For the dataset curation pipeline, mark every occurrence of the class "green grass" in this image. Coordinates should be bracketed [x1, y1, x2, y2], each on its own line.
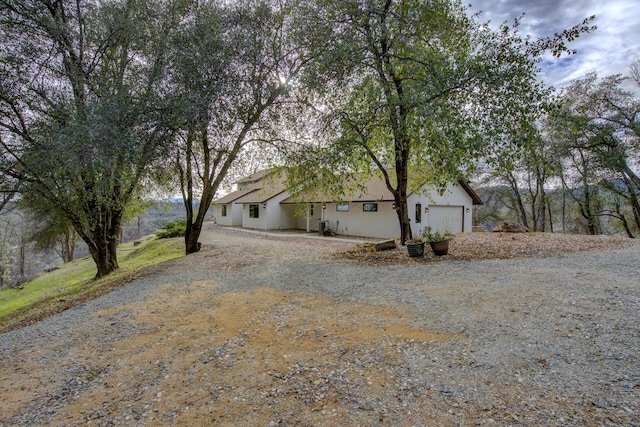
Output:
[0, 236, 184, 332]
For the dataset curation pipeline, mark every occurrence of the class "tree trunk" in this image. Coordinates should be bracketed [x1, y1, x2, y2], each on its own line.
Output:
[181, 121, 243, 255]
[621, 174, 640, 232]
[614, 200, 635, 238]
[547, 198, 554, 233]
[89, 243, 118, 279]
[185, 222, 202, 254]
[505, 171, 529, 229]
[82, 214, 122, 279]
[582, 180, 600, 235]
[393, 145, 411, 244]
[62, 230, 75, 263]
[537, 167, 546, 232]
[19, 246, 25, 277]
[394, 195, 411, 244]
[185, 179, 219, 254]
[181, 128, 200, 255]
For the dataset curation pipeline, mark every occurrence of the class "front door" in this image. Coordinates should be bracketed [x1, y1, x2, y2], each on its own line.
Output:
[309, 203, 323, 231]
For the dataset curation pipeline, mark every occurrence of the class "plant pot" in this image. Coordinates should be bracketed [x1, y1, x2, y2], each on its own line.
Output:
[429, 239, 450, 256]
[405, 241, 425, 257]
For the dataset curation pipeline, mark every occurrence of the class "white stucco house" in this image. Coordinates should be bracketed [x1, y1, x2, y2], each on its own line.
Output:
[212, 170, 482, 240]
[213, 169, 280, 227]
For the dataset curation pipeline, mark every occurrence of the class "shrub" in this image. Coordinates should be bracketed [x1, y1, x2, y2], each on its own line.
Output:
[156, 220, 187, 239]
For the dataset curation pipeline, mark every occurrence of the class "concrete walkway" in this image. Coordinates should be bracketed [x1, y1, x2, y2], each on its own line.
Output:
[212, 224, 379, 244]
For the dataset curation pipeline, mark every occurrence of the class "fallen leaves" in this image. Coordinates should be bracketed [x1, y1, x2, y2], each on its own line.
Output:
[331, 232, 634, 265]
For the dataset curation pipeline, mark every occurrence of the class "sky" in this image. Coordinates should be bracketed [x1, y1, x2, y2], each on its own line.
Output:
[467, 0, 640, 90]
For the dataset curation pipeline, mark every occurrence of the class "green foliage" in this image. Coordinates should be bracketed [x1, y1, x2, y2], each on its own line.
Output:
[0, 0, 179, 277]
[546, 65, 640, 236]
[156, 220, 187, 239]
[167, 0, 314, 254]
[286, 0, 594, 242]
[421, 226, 454, 243]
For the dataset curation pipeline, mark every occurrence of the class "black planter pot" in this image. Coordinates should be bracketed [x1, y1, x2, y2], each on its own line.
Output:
[406, 241, 425, 257]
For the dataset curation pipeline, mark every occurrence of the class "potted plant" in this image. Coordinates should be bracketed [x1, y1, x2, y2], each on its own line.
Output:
[423, 227, 453, 256]
[404, 237, 426, 258]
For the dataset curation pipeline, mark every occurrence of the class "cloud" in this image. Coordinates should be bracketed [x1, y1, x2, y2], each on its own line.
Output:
[468, 0, 639, 89]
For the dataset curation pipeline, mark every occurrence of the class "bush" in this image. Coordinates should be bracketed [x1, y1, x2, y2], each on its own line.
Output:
[155, 220, 187, 239]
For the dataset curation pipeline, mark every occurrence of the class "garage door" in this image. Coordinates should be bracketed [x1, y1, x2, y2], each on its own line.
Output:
[427, 205, 463, 233]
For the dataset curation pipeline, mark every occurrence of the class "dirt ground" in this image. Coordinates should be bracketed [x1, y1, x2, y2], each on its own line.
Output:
[0, 229, 638, 426]
[2, 281, 456, 425]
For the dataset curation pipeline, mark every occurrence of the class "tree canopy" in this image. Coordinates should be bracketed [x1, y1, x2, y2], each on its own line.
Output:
[167, 0, 320, 254]
[0, 0, 177, 277]
[284, 0, 595, 243]
[0, 0, 602, 279]
[548, 65, 640, 236]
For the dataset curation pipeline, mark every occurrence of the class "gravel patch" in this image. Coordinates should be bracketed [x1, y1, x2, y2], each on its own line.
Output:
[1, 223, 639, 426]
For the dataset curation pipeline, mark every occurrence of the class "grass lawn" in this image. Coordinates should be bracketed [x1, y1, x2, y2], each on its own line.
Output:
[0, 236, 184, 332]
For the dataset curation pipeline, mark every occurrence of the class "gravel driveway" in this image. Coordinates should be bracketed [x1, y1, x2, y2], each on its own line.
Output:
[1, 223, 639, 426]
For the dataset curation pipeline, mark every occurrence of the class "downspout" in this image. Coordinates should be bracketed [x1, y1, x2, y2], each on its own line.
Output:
[264, 203, 268, 231]
[462, 206, 465, 232]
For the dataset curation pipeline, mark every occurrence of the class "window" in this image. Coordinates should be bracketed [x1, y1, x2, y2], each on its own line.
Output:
[363, 203, 378, 212]
[336, 203, 349, 212]
[415, 203, 421, 223]
[249, 204, 259, 218]
[221, 205, 227, 217]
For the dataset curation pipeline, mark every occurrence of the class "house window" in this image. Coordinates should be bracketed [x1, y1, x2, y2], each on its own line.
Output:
[363, 203, 378, 212]
[221, 205, 227, 217]
[249, 204, 259, 218]
[415, 203, 422, 223]
[336, 203, 349, 212]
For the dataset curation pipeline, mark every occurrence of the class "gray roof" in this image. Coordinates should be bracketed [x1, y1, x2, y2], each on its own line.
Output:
[213, 182, 261, 204]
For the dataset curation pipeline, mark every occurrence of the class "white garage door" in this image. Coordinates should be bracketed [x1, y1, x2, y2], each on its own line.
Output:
[427, 205, 464, 233]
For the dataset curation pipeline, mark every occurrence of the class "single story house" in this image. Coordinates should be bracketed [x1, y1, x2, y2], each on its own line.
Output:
[212, 170, 482, 240]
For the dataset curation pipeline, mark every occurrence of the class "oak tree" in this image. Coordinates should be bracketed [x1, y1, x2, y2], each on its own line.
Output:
[288, 0, 594, 243]
[0, 0, 177, 277]
[168, 0, 314, 254]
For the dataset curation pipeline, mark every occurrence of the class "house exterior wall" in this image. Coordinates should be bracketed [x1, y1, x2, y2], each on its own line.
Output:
[231, 182, 475, 239]
[214, 203, 243, 227]
[308, 203, 323, 231]
[241, 191, 290, 230]
[231, 203, 244, 226]
[294, 206, 309, 231]
[280, 204, 299, 230]
[320, 201, 400, 239]
[408, 183, 474, 236]
[241, 203, 264, 229]
[309, 184, 474, 240]
[267, 192, 291, 229]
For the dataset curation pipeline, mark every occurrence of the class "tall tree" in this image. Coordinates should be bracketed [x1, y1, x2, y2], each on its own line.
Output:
[168, 0, 312, 254]
[549, 68, 640, 236]
[0, 0, 177, 277]
[287, 0, 594, 243]
[485, 128, 560, 231]
[0, 221, 12, 288]
[27, 207, 78, 264]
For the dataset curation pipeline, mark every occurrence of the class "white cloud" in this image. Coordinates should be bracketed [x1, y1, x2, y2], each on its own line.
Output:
[468, 0, 639, 89]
